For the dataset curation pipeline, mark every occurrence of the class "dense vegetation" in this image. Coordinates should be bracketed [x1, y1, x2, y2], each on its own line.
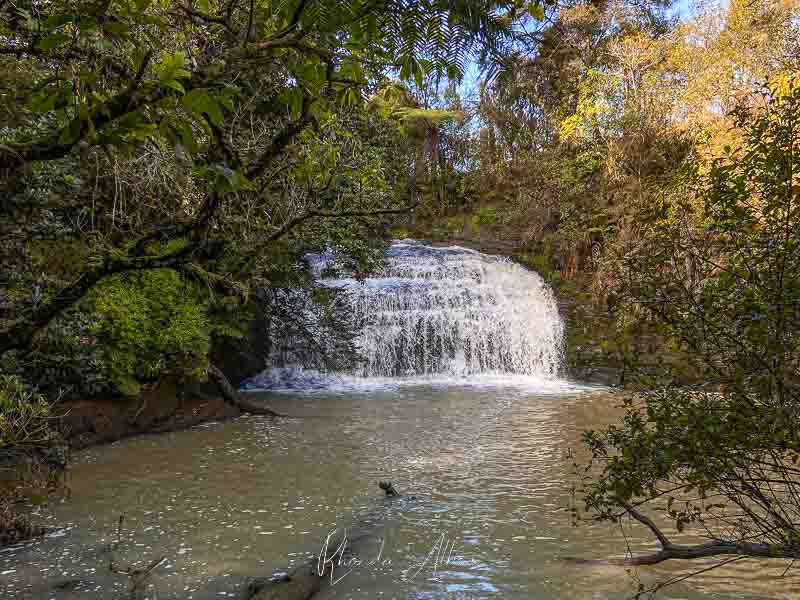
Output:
[483, 0, 798, 587]
[0, 0, 526, 541]
[0, 0, 530, 396]
[380, 0, 800, 586]
[3, 0, 800, 592]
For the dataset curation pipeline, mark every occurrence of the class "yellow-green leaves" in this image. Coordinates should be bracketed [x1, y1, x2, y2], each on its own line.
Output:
[92, 270, 211, 396]
[280, 87, 306, 120]
[158, 51, 192, 95]
[769, 71, 800, 101]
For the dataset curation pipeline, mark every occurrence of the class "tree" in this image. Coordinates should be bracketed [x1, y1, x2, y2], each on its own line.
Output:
[581, 73, 800, 590]
[0, 0, 532, 397]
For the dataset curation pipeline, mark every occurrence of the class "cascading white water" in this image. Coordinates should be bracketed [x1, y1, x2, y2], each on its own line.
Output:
[244, 240, 566, 391]
[329, 240, 563, 378]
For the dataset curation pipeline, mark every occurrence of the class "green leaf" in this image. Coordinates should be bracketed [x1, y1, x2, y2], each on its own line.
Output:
[163, 79, 186, 94]
[176, 122, 199, 154]
[399, 57, 412, 81]
[158, 51, 192, 82]
[182, 89, 223, 126]
[414, 60, 424, 88]
[57, 118, 82, 145]
[528, 1, 545, 21]
[281, 87, 305, 119]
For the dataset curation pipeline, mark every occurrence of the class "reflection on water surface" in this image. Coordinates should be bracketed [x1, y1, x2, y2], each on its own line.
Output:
[1, 387, 796, 599]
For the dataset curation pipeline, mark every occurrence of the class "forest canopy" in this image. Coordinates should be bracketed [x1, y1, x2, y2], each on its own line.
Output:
[2, 0, 800, 588]
[0, 0, 534, 397]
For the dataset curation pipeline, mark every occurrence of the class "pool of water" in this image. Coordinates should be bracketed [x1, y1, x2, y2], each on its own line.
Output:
[1, 385, 795, 599]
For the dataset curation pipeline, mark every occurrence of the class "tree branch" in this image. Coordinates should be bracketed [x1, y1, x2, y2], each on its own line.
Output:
[0, 81, 170, 169]
[262, 204, 418, 245]
[267, 0, 311, 42]
[617, 503, 800, 566]
[206, 362, 285, 416]
[243, 0, 255, 45]
[171, 5, 235, 34]
[245, 97, 314, 180]
[621, 502, 671, 548]
[0, 243, 201, 355]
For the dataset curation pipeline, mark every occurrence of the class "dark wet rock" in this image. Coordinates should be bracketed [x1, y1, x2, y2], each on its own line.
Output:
[52, 578, 83, 592]
[0, 522, 50, 547]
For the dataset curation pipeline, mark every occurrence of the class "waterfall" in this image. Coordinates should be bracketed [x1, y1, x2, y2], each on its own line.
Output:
[244, 240, 566, 391]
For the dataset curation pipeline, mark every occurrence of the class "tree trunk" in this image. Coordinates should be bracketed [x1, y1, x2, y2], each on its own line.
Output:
[206, 362, 284, 417]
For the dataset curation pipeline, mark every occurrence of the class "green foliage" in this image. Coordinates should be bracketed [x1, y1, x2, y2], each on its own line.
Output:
[471, 205, 499, 229]
[0, 0, 520, 168]
[91, 270, 212, 396]
[0, 375, 66, 544]
[582, 77, 800, 556]
[1, 0, 516, 399]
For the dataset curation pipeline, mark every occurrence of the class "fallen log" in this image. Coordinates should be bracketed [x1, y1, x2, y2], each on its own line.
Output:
[244, 481, 408, 600]
[206, 363, 287, 417]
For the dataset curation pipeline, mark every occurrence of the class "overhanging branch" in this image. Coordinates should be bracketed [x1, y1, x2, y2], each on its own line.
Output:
[617, 503, 800, 566]
[0, 243, 201, 355]
[262, 204, 418, 244]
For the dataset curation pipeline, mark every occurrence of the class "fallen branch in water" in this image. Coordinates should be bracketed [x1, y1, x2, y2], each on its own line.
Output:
[207, 363, 287, 417]
[108, 514, 167, 600]
[245, 481, 409, 600]
[111, 555, 166, 599]
[618, 502, 800, 565]
[566, 502, 800, 568]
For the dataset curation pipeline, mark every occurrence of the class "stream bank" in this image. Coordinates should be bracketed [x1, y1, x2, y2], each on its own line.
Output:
[56, 315, 274, 449]
[57, 385, 240, 450]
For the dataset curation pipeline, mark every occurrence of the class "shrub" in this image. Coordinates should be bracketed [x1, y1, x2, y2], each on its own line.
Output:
[0, 375, 55, 452]
[90, 269, 213, 396]
[0, 376, 62, 545]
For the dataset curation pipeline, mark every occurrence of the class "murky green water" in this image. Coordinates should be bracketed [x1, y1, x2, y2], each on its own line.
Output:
[1, 386, 796, 599]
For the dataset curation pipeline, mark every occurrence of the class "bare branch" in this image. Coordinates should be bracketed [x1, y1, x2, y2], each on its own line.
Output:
[243, 0, 255, 46]
[171, 5, 235, 34]
[206, 362, 285, 416]
[622, 502, 671, 548]
[245, 96, 314, 180]
[616, 503, 800, 566]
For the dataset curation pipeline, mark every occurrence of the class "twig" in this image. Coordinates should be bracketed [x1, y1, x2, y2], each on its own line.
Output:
[633, 556, 748, 599]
